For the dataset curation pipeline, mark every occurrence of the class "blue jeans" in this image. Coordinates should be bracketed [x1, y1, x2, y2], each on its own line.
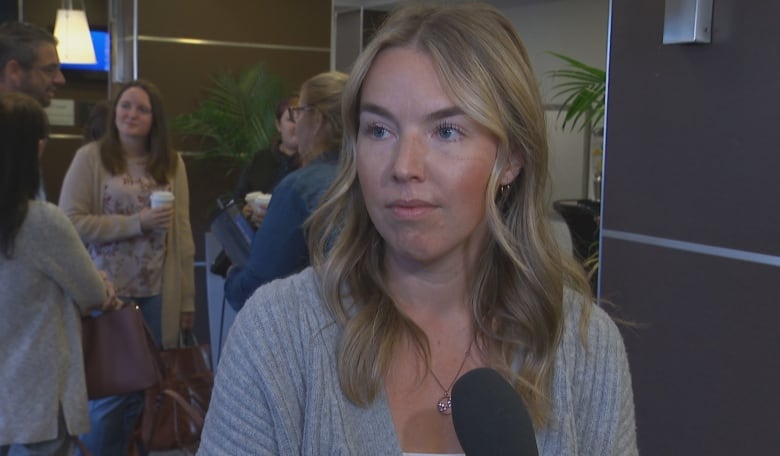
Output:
[0, 409, 73, 456]
[78, 295, 162, 456]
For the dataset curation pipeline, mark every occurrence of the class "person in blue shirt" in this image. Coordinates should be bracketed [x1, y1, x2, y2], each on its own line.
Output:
[224, 71, 348, 310]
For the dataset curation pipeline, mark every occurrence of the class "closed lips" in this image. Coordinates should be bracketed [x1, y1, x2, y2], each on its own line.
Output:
[388, 199, 436, 218]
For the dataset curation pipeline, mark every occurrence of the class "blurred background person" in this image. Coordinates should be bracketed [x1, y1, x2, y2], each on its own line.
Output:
[59, 79, 195, 456]
[223, 71, 347, 310]
[0, 21, 65, 107]
[210, 94, 301, 278]
[82, 99, 111, 144]
[233, 94, 300, 226]
[0, 21, 66, 200]
[0, 92, 118, 455]
[200, 3, 636, 455]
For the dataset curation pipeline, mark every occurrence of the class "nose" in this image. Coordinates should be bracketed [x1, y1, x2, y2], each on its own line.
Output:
[54, 69, 66, 85]
[392, 133, 426, 182]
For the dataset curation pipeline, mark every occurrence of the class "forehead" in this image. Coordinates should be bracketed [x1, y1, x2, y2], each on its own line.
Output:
[361, 47, 452, 111]
[118, 86, 151, 104]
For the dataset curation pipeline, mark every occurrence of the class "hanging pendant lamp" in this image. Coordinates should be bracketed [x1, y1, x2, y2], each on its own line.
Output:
[53, 0, 96, 64]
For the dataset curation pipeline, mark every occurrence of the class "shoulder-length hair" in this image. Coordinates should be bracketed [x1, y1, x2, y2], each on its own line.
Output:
[0, 93, 49, 258]
[100, 79, 176, 184]
[308, 2, 593, 426]
[299, 71, 348, 160]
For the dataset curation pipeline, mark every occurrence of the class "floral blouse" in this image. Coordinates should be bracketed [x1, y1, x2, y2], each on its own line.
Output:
[89, 158, 169, 298]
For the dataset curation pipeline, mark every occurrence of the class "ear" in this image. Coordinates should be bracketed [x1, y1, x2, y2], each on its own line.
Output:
[1, 59, 25, 86]
[313, 110, 328, 135]
[499, 150, 523, 185]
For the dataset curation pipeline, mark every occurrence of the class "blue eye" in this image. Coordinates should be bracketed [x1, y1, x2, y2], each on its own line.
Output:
[364, 122, 389, 139]
[435, 122, 463, 141]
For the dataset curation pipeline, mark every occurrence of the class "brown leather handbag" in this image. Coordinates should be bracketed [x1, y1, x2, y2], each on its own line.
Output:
[81, 304, 161, 399]
[138, 331, 213, 453]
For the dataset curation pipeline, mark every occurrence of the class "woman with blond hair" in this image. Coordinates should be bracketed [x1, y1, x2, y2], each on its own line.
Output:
[200, 3, 637, 454]
[223, 71, 348, 310]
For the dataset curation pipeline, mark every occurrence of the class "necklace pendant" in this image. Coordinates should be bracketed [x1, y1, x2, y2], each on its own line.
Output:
[437, 393, 452, 415]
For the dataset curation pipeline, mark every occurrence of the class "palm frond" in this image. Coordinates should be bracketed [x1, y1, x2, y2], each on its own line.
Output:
[172, 63, 286, 165]
[547, 52, 606, 132]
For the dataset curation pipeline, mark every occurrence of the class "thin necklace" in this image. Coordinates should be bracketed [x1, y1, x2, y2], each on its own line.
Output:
[430, 339, 473, 415]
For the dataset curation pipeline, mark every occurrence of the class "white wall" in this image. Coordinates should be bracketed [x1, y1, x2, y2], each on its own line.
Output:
[501, 0, 609, 201]
[498, 0, 609, 102]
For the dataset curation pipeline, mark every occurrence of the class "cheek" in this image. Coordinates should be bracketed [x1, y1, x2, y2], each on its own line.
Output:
[356, 154, 381, 202]
[448, 162, 493, 216]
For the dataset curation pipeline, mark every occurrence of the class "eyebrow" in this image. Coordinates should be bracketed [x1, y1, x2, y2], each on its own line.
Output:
[359, 102, 465, 124]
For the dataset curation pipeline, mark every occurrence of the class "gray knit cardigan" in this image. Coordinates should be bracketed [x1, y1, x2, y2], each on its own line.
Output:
[199, 268, 638, 455]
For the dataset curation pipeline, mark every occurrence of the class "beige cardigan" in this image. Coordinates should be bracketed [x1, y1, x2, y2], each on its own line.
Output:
[59, 142, 195, 349]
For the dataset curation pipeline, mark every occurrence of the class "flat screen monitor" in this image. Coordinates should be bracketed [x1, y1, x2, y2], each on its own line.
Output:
[60, 29, 110, 73]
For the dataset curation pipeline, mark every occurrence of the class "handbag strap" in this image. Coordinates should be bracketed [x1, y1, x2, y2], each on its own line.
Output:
[161, 388, 205, 428]
[145, 387, 206, 448]
[179, 329, 199, 347]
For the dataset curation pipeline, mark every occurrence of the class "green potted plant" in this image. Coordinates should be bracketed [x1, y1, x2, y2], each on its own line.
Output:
[172, 63, 287, 167]
[547, 53, 606, 290]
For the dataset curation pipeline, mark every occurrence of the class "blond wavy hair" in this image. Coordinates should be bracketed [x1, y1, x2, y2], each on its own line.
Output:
[308, 2, 593, 427]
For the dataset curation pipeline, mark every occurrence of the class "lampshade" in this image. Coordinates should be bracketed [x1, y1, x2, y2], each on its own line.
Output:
[53, 9, 96, 64]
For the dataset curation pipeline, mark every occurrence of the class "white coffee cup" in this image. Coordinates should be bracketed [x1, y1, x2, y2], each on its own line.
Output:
[245, 191, 272, 212]
[150, 191, 175, 209]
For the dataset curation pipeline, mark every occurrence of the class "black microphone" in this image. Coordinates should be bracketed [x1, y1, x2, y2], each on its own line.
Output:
[451, 367, 539, 456]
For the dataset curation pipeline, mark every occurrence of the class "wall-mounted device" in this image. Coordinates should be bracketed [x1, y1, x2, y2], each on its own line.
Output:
[663, 0, 713, 44]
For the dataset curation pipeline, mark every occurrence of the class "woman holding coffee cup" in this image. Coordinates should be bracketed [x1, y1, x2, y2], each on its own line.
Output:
[59, 79, 195, 456]
[224, 71, 347, 311]
[234, 95, 301, 227]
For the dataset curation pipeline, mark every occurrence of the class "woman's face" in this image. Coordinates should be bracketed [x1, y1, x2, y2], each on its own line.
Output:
[356, 47, 515, 269]
[276, 99, 298, 155]
[115, 86, 153, 141]
[293, 89, 323, 164]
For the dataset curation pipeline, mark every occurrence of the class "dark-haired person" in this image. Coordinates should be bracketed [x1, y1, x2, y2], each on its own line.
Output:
[82, 99, 111, 144]
[234, 94, 301, 225]
[1, 20, 67, 200]
[200, 3, 637, 455]
[0, 21, 65, 107]
[0, 92, 118, 455]
[210, 95, 302, 278]
[59, 79, 195, 455]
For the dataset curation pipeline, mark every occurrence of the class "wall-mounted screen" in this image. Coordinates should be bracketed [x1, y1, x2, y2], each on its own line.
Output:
[60, 29, 110, 73]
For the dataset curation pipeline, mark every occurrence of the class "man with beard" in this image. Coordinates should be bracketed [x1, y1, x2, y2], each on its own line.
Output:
[0, 21, 65, 107]
[0, 21, 66, 199]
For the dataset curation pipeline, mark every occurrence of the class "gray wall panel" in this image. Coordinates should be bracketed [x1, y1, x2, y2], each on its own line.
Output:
[604, 0, 780, 256]
[603, 0, 780, 453]
[601, 238, 780, 454]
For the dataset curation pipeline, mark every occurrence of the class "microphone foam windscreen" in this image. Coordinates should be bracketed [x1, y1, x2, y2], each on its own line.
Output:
[451, 367, 539, 456]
